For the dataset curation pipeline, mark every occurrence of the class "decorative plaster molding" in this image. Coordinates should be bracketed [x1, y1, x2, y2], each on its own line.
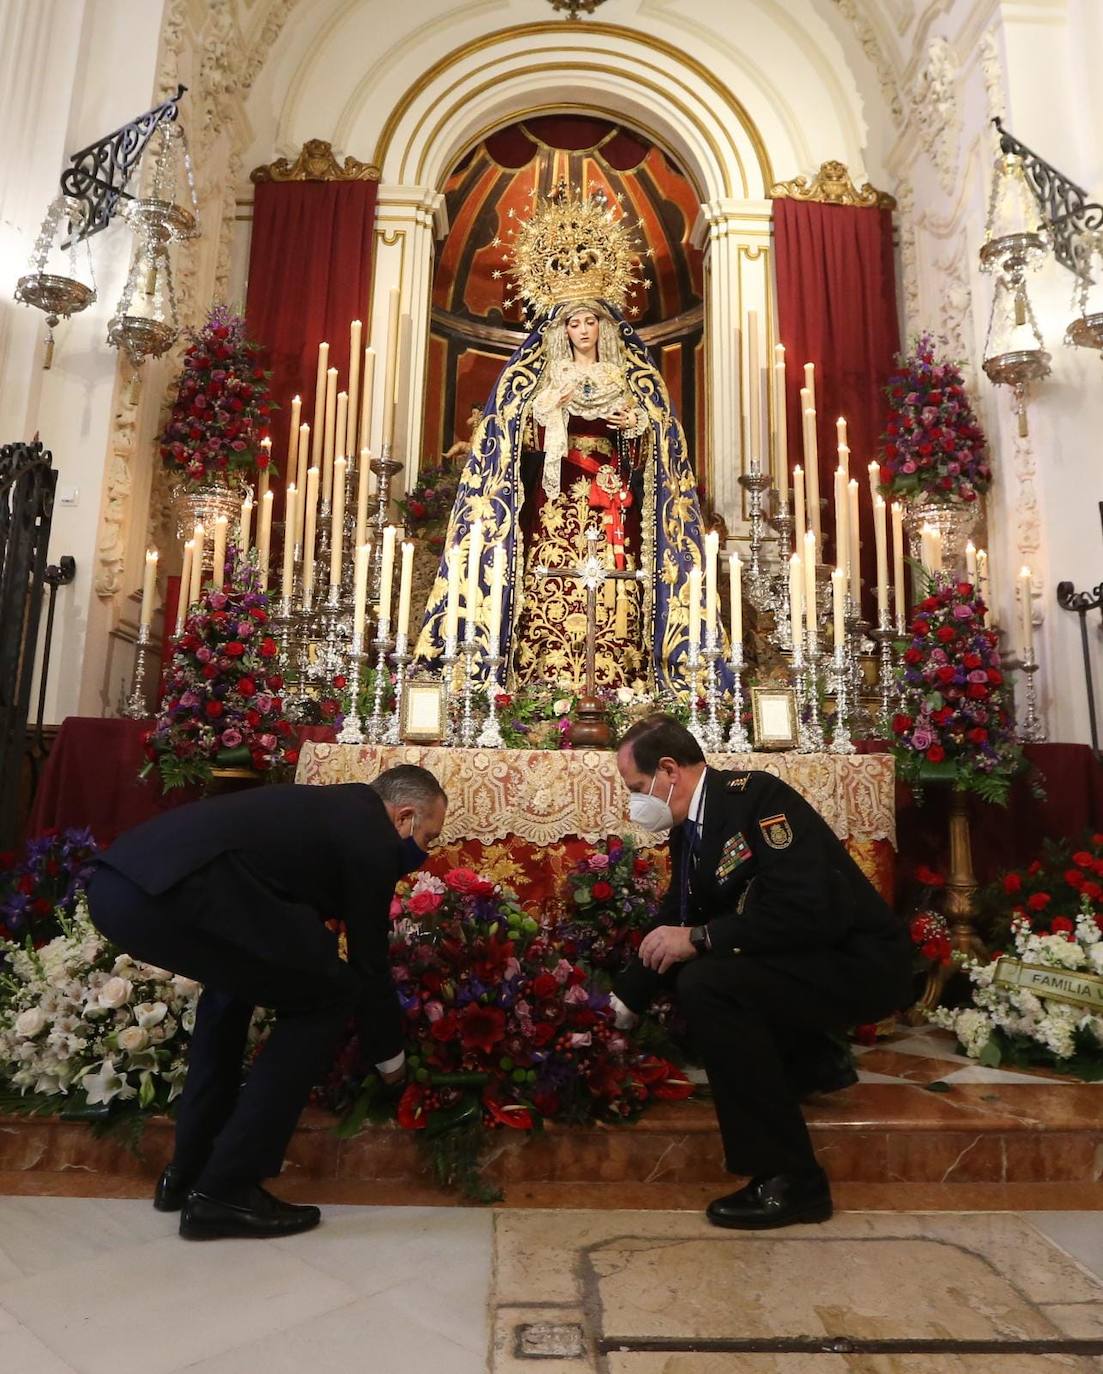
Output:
[94, 389, 139, 599]
[830, 0, 905, 126]
[1010, 425, 1044, 623]
[895, 178, 920, 333]
[911, 35, 961, 198]
[979, 28, 1007, 126]
[251, 138, 380, 183]
[769, 159, 896, 210]
[933, 232, 976, 385]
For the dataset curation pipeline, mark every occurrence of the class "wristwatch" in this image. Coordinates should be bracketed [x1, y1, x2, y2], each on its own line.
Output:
[689, 924, 711, 956]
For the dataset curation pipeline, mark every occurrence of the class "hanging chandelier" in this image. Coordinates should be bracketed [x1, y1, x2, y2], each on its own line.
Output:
[13, 196, 97, 368]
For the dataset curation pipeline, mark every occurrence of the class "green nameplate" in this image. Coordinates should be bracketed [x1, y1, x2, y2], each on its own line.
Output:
[993, 957, 1103, 1013]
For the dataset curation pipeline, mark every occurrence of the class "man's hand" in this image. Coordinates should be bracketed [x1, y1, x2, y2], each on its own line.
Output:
[639, 924, 697, 975]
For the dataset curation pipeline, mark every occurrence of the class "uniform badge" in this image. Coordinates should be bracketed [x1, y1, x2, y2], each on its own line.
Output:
[715, 831, 752, 882]
[727, 774, 750, 791]
[759, 813, 793, 850]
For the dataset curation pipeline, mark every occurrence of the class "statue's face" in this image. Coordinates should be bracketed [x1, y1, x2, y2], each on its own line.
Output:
[565, 311, 599, 353]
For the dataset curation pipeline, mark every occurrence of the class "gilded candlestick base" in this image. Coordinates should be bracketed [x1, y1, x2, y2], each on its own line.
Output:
[122, 624, 153, 719]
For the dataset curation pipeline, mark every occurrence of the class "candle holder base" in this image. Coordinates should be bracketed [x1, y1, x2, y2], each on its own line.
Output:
[568, 696, 612, 748]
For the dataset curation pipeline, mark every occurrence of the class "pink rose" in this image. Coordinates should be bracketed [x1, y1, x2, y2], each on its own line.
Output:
[553, 958, 573, 985]
[424, 1000, 444, 1023]
[587, 853, 610, 872]
[389, 897, 404, 920]
[407, 890, 443, 917]
[565, 984, 589, 1005]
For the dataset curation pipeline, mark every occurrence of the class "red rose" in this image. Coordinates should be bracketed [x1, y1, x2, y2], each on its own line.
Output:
[1083, 881, 1103, 903]
[963, 653, 982, 670]
[238, 677, 256, 696]
[591, 880, 613, 901]
[966, 683, 989, 699]
[904, 648, 923, 665]
[531, 972, 558, 1000]
[284, 749, 299, 766]
[249, 607, 269, 624]
[224, 641, 245, 658]
[1026, 892, 1051, 911]
[1066, 868, 1086, 889]
[494, 693, 512, 708]
[275, 719, 292, 737]
[430, 1011, 459, 1043]
[245, 709, 261, 727]
[892, 713, 914, 734]
[986, 668, 1003, 685]
[1073, 851, 1094, 868]
[936, 626, 956, 642]
[531, 1022, 557, 1047]
[205, 701, 224, 718]
[333, 675, 347, 689]
[408, 500, 428, 520]
[1027, 860, 1042, 875]
[936, 666, 956, 683]
[443, 867, 483, 895]
[1051, 916, 1075, 934]
[926, 744, 945, 763]
[633, 857, 650, 875]
[459, 1003, 506, 1054]
[321, 700, 338, 719]
[266, 674, 283, 690]
[408, 890, 443, 917]
[967, 727, 988, 744]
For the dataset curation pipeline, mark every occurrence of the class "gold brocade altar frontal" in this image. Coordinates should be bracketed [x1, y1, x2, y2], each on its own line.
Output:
[295, 744, 897, 849]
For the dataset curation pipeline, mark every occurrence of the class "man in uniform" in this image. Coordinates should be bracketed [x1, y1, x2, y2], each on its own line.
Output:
[85, 764, 447, 1240]
[612, 714, 910, 1229]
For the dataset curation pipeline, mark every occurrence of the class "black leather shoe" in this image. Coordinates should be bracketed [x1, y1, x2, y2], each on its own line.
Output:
[179, 1184, 322, 1240]
[706, 1169, 833, 1230]
[153, 1165, 194, 1213]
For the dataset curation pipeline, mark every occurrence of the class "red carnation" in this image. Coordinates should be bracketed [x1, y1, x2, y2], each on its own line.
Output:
[1026, 891, 1051, 911]
[1003, 873, 1023, 898]
[967, 727, 988, 744]
[1074, 851, 1095, 867]
[892, 713, 913, 734]
[1050, 916, 1075, 935]
[459, 1003, 506, 1054]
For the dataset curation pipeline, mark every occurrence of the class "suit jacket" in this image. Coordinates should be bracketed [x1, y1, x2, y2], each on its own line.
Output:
[98, 783, 405, 1060]
[614, 766, 909, 1013]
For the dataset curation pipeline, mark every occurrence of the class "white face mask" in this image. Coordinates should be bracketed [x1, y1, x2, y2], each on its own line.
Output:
[628, 772, 675, 832]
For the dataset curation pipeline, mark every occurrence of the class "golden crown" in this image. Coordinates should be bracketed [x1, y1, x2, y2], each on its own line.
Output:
[492, 182, 649, 316]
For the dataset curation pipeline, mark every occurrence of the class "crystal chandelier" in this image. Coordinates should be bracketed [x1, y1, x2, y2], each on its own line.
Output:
[13, 196, 97, 368]
[1065, 231, 1103, 356]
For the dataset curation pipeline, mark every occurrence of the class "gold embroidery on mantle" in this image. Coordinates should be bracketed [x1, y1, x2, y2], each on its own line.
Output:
[250, 139, 380, 184]
[769, 160, 896, 211]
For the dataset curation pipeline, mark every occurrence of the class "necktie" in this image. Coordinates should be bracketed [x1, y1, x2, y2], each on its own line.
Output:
[679, 819, 698, 922]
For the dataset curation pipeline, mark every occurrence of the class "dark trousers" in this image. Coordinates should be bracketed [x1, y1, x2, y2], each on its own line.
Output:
[85, 862, 356, 1194]
[673, 947, 902, 1178]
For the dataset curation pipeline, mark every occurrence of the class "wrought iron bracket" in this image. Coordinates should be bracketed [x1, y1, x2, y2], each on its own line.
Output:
[1057, 577, 1103, 753]
[60, 84, 188, 242]
[993, 117, 1103, 278]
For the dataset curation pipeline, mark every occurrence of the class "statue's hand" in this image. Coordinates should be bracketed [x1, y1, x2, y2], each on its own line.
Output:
[606, 407, 632, 430]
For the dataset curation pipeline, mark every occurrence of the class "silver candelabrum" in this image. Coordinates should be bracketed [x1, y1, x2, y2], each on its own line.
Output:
[337, 633, 368, 745]
[725, 640, 751, 752]
[768, 502, 794, 653]
[440, 633, 459, 744]
[476, 654, 506, 748]
[369, 443, 403, 604]
[383, 631, 413, 745]
[458, 635, 481, 747]
[121, 624, 153, 719]
[829, 642, 857, 754]
[738, 466, 773, 608]
[366, 625, 394, 743]
[700, 627, 725, 752]
[1017, 654, 1046, 742]
[793, 631, 826, 753]
[685, 644, 705, 749]
[870, 609, 897, 737]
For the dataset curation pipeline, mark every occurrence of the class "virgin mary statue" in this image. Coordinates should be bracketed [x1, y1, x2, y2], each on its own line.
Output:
[414, 186, 714, 694]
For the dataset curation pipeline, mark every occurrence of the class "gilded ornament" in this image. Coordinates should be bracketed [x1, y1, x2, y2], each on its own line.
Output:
[768, 160, 896, 211]
[250, 139, 380, 183]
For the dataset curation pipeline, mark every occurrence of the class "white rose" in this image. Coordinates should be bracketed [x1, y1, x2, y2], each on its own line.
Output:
[98, 977, 133, 1010]
[615, 686, 635, 704]
[137, 962, 173, 981]
[172, 975, 200, 998]
[14, 1007, 47, 1038]
[134, 1000, 168, 1029]
[117, 1026, 149, 1054]
[552, 697, 572, 715]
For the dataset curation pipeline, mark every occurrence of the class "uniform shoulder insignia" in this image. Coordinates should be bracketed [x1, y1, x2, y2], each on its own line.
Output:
[758, 812, 794, 849]
[726, 773, 750, 791]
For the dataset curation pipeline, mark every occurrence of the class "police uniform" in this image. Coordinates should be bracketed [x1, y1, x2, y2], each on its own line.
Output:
[613, 766, 910, 1178]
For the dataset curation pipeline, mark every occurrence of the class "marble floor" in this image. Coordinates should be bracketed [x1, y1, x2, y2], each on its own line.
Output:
[2, 1197, 1103, 1373]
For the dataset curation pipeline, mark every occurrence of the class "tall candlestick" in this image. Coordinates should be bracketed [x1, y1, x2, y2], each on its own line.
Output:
[281, 485, 297, 602]
[891, 501, 906, 630]
[866, 461, 879, 511]
[358, 347, 375, 455]
[847, 478, 861, 606]
[488, 544, 506, 649]
[793, 464, 806, 555]
[258, 438, 272, 505]
[211, 516, 227, 592]
[704, 529, 719, 635]
[296, 423, 310, 546]
[833, 467, 848, 586]
[352, 541, 370, 641]
[311, 343, 328, 471]
[285, 395, 301, 481]
[873, 495, 889, 618]
[464, 518, 483, 639]
[378, 524, 397, 631]
[832, 566, 847, 649]
[322, 367, 338, 506]
[346, 320, 362, 462]
[789, 553, 803, 652]
[238, 495, 253, 555]
[803, 529, 818, 649]
[140, 549, 158, 629]
[381, 288, 401, 449]
[688, 567, 701, 656]
[728, 552, 742, 645]
[302, 467, 320, 601]
[334, 389, 349, 461]
[397, 539, 414, 642]
[836, 416, 848, 454]
[965, 540, 978, 581]
[774, 344, 788, 509]
[1018, 566, 1034, 658]
[189, 522, 204, 607]
[176, 541, 193, 634]
[746, 310, 760, 465]
[355, 447, 371, 547]
[329, 456, 346, 587]
[802, 402, 821, 549]
[258, 491, 273, 586]
[445, 547, 461, 642]
[803, 361, 816, 413]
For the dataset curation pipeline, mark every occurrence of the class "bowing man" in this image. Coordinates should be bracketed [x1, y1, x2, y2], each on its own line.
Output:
[611, 714, 910, 1230]
[85, 764, 447, 1240]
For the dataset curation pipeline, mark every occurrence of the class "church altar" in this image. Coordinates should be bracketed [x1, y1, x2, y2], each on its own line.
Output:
[295, 742, 897, 906]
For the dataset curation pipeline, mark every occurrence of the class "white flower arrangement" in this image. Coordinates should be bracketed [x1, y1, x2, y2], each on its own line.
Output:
[930, 898, 1103, 1076]
[0, 894, 268, 1116]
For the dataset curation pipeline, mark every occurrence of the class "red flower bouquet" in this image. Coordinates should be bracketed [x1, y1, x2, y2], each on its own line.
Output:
[558, 835, 663, 973]
[159, 304, 275, 488]
[877, 333, 991, 503]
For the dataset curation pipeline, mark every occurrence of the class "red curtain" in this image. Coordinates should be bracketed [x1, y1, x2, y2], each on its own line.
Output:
[773, 199, 900, 618]
[245, 180, 379, 498]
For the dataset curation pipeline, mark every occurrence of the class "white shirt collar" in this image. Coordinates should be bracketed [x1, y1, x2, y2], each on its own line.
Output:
[687, 768, 707, 833]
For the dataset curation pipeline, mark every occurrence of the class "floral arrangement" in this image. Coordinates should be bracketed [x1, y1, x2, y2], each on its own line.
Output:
[397, 465, 460, 536]
[489, 682, 688, 751]
[892, 574, 1023, 804]
[330, 864, 690, 1196]
[0, 829, 99, 948]
[159, 304, 275, 489]
[877, 332, 991, 503]
[930, 900, 1103, 1080]
[145, 552, 295, 790]
[556, 835, 662, 974]
[984, 834, 1103, 950]
[0, 894, 196, 1117]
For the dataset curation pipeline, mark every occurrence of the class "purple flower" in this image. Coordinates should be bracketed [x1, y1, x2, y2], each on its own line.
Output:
[195, 646, 212, 663]
[911, 728, 934, 750]
[952, 605, 972, 619]
[209, 592, 229, 611]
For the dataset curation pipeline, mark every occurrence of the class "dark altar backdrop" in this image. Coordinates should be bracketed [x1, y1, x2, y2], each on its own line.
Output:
[245, 179, 379, 506]
[773, 198, 900, 620]
[424, 116, 706, 478]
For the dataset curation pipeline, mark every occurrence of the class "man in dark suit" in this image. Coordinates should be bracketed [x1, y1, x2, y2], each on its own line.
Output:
[85, 765, 447, 1240]
[612, 715, 910, 1230]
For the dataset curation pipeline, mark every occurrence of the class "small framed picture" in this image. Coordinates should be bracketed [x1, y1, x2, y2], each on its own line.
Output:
[750, 686, 799, 751]
[401, 679, 446, 743]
